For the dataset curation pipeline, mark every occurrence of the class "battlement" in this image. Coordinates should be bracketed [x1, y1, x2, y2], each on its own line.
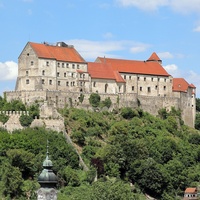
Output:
[0, 111, 29, 116]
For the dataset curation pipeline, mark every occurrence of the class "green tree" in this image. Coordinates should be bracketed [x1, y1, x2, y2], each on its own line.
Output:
[89, 93, 101, 107]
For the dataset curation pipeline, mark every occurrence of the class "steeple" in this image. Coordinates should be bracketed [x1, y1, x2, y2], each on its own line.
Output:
[146, 52, 162, 64]
[37, 140, 58, 200]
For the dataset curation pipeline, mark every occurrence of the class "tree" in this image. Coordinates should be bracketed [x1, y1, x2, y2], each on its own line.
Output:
[89, 93, 101, 107]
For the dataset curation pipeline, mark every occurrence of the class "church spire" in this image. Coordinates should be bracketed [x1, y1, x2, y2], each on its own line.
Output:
[37, 140, 58, 200]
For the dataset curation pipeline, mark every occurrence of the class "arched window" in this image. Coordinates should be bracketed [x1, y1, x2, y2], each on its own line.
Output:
[105, 84, 108, 93]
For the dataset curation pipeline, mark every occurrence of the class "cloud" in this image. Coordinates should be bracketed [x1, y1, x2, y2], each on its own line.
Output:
[0, 61, 18, 80]
[116, 0, 168, 11]
[65, 39, 150, 60]
[193, 26, 200, 32]
[103, 32, 114, 39]
[130, 45, 148, 53]
[117, 0, 200, 13]
[163, 64, 182, 77]
[158, 52, 174, 59]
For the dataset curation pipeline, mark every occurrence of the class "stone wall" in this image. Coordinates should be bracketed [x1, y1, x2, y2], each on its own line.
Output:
[4, 89, 195, 127]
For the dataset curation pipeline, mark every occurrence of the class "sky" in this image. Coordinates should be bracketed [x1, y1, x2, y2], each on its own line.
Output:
[1, 0, 200, 97]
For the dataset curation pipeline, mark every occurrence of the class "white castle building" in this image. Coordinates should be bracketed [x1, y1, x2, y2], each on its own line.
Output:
[5, 41, 196, 127]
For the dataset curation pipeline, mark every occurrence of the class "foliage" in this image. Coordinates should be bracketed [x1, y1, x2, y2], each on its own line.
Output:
[19, 114, 34, 127]
[0, 113, 9, 124]
[79, 93, 84, 103]
[89, 93, 101, 107]
[100, 97, 112, 108]
[1, 102, 200, 199]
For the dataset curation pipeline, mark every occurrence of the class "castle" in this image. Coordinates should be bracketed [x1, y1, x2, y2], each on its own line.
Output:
[4, 41, 196, 127]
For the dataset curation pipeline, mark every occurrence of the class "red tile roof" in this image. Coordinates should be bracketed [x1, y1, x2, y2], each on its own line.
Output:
[96, 56, 169, 76]
[185, 188, 197, 193]
[88, 62, 125, 83]
[29, 42, 85, 63]
[147, 52, 161, 62]
[173, 78, 195, 93]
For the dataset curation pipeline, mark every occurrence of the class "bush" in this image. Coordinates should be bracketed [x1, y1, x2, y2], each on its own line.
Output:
[120, 107, 139, 119]
[101, 97, 112, 108]
[71, 130, 85, 146]
[0, 113, 9, 124]
[19, 115, 34, 127]
[89, 93, 101, 107]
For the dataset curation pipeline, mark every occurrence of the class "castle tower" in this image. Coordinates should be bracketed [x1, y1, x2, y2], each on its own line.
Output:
[37, 142, 58, 200]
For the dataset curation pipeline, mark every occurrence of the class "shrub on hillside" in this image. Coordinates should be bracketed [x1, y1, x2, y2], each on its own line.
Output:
[0, 113, 9, 124]
[89, 93, 101, 108]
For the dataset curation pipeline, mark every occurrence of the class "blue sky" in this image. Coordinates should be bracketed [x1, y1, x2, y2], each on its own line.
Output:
[1, 0, 200, 97]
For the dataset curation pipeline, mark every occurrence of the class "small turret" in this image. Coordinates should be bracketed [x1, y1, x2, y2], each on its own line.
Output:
[146, 52, 162, 65]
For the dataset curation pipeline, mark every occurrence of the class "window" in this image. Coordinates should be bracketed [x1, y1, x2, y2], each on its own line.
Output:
[66, 82, 69, 86]
[64, 73, 66, 77]
[57, 62, 60, 67]
[31, 61, 34, 66]
[26, 71, 29, 76]
[66, 63, 69, 68]
[46, 61, 49, 66]
[93, 82, 96, 87]
[148, 87, 151, 92]
[158, 78, 160, 82]
[62, 63, 64, 68]
[42, 79, 45, 84]
[155, 85, 158, 90]
[164, 78, 166, 82]
[72, 64, 75, 69]
[151, 77, 153, 81]
[132, 86, 134, 91]
[80, 74, 82, 78]
[72, 73, 74, 78]
[124, 75, 126, 79]
[49, 80, 52, 85]
[83, 74, 85, 78]
[57, 72, 60, 77]
[137, 77, 140, 81]
[26, 79, 29, 84]
[140, 87, 142, 91]
[129, 76, 131, 80]
[77, 64, 79, 69]
[42, 70, 45, 76]
[164, 86, 166, 90]
[144, 77, 146, 81]
[58, 81, 61, 86]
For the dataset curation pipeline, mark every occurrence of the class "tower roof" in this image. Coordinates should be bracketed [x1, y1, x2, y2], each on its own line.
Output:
[38, 141, 58, 188]
[147, 52, 162, 62]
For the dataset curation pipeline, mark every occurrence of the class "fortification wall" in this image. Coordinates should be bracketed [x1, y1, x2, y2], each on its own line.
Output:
[4, 90, 194, 127]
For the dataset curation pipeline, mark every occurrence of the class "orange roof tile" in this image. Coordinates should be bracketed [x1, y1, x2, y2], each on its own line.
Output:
[173, 78, 195, 93]
[96, 56, 169, 76]
[88, 62, 125, 83]
[29, 42, 85, 63]
[147, 52, 161, 62]
[185, 188, 197, 193]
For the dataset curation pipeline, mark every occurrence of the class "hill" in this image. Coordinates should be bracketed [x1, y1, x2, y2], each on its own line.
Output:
[0, 99, 200, 199]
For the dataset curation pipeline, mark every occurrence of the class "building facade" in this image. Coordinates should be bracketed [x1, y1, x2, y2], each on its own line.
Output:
[5, 41, 196, 127]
